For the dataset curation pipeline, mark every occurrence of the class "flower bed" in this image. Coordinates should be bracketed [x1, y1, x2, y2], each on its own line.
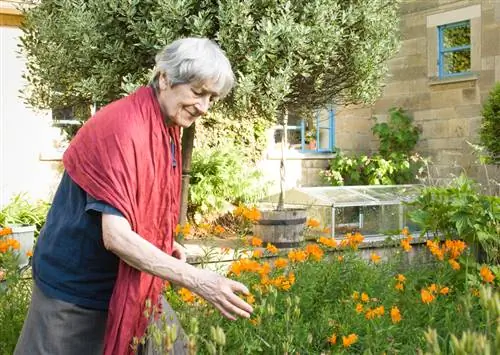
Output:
[148, 222, 498, 354]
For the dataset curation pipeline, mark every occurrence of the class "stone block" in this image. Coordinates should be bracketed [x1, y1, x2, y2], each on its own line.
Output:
[403, 25, 426, 40]
[430, 80, 476, 92]
[468, 117, 482, 137]
[409, 78, 430, 93]
[430, 89, 464, 109]
[405, 93, 432, 110]
[413, 109, 434, 122]
[431, 107, 458, 120]
[462, 87, 479, 104]
[401, 1, 438, 15]
[391, 66, 427, 81]
[478, 70, 496, 91]
[481, 29, 499, 57]
[423, 120, 448, 138]
[454, 104, 481, 119]
[382, 81, 411, 97]
[447, 118, 469, 138]
[396, 38, 419, 57]
[481, 56, 495, 70]
[427, 138, 466, 151]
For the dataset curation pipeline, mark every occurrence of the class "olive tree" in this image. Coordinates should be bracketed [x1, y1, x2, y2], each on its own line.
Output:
[20, 0, 400, 219]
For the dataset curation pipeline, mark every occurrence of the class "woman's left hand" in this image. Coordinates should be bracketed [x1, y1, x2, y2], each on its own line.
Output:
[172, 241, 187, 262]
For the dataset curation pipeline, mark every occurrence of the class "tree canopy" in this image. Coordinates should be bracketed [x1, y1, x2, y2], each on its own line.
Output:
[21, 0, 400, 141]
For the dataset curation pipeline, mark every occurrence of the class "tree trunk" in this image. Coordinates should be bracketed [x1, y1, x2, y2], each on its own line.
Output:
[179, 123, 196, 225]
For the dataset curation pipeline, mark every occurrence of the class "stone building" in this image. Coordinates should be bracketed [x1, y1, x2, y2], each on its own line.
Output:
[336, 0, 500, 187]
[262, 0, 499, 194]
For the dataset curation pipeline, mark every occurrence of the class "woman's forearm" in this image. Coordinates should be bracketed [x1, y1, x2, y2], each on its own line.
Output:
[101, 213, 200, 289]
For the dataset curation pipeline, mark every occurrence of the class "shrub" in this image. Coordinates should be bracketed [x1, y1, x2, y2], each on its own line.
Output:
[408, 175, 500, 264]
[372, 107, 421, 157]
[189, 146, 268, 219]
[479, 82, 500, 165]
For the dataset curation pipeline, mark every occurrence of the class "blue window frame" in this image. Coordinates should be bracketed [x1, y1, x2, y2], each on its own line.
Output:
[438, 20, 471, 78]
[274, 108, 335, 153]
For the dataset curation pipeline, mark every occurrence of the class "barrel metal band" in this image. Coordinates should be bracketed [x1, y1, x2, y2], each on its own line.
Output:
[257, 217, 307, 226]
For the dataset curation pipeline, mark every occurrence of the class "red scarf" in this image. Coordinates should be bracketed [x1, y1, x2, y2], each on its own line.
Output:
[63, 86, 181, 354]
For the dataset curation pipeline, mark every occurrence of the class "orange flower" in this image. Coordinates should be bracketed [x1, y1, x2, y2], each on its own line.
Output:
[26, 250, 33, 257]
[306, 218, 320, 228]
[361, 293, 369, 302]
[249, 316, 261, 326]
[400, 236, 412, 252]
[428, 284, 437, 293]
[266, 243, 278, 254]
[396, 274, 406, 282]
[318, 236, 337, 248]
[355, 303, 363, 314]
[390, 306, 402, 323]
[443, 240, 467, 259]
[337, 255, 344, 262]
[243, 207, 261, 222]
[327, 333, 337, 345]
[439, 287, 450, 295]
[252, 250, 263, 258]
[305, 244, 324, 261]
[288, 249, 307, 263]
[370, 253, 381, 264]
[401, 227, 409, 237]
[246, 294, 255, 305]
[449, 259, 460, 270]
[480, 266, 495, 283]
[421, 289, 435, 304]
[395, 282, 404, 291]
[213, 225, 225, 235]
[352, 291, 359, 300]
[322, 227, 331, 234]
[274, 258, 288, 269]
[250, 237, 263, 247]
[178, 288, 195, 303]
[342, 333, 358, 348]
[0, 227, 13, 237]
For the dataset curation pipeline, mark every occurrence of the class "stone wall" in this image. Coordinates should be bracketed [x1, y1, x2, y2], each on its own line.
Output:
[336, 0, 500, 190]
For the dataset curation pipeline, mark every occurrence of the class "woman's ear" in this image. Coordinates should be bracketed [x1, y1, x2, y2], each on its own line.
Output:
[159, 72, 170, 91]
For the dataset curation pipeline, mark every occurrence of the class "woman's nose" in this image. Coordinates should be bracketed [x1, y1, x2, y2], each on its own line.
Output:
[195, 97, 210, 115]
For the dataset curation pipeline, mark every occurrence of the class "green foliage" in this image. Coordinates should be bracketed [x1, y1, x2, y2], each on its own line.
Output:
[158, 246, 495, 354]
[372, 107, 421, 157]
[189, 146, 268, 218]
[408, 175, 500, 264]
[0, 278, 32, 355]
[321, 150, 426, 186]
[21, 0, 400, 146]
[0, 194, 50, 240]
[479, 82, 500, 165]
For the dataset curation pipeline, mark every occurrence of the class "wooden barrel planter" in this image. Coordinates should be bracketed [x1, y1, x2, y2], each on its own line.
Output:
[253, 208, 307, 248]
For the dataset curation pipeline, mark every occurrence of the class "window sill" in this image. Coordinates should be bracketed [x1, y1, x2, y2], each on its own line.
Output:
[428, 73, 478, 86]
[266, 150, 336, 161]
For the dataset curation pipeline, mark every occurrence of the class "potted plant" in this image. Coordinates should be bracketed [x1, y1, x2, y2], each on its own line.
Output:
[305, 127, 317, 150]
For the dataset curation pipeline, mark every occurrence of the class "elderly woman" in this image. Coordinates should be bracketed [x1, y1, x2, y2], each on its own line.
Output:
[15, 37, 253, 355]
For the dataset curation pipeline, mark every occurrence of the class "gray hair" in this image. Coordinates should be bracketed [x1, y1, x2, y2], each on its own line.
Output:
[150, 37, 235, 98]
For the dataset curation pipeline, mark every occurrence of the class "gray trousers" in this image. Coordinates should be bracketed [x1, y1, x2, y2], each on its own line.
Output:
[14, 284, 187, 355]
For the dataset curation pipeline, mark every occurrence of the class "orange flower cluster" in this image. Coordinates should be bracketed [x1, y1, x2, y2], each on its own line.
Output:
[400, 236, 412, 252]
[262, 273, 295, 291]
[395, 274, 406, 291]
[339, 232, 364, 249]
[273, 258, 288, 269]
[480, 265, 495, 283]
[234, 205, 261, 222]
[0, 238, 20, 253]
[364, 305, 385, 320]
[175, 223, 191, 237]
[229, 259, 266, 276]
[420, 283, 450, 304]
[250, 237, 263, 247]
[305, 244, 324, 261]
[306, 218, 321, 228]
[288, 249, 308, 263]
[178, 287, 196, 303]
[342, 333, 358, 348]
[317, 236, 337, 248]
[266, 243, 278, 254]
[426, 239, 466, 262]
[0, 227, 13, 237]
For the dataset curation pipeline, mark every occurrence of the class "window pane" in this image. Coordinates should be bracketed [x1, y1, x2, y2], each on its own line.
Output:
[443, 49, 471, 74]
[442, 23, 470, 48]
[274, 128, 302, 150]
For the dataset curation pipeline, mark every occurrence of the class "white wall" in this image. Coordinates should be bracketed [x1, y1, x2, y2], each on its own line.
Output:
[0, 25, 63, 207]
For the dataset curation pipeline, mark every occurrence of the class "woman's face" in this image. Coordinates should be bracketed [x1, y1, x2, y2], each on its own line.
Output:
[156, 73, 219, 128]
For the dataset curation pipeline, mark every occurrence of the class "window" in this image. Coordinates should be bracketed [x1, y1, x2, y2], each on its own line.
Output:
[437, 20, 471, 78]
[273, 108, 335, 153]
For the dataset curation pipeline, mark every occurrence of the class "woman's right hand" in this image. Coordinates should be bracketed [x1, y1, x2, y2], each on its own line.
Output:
[192, 269, 253, 320]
